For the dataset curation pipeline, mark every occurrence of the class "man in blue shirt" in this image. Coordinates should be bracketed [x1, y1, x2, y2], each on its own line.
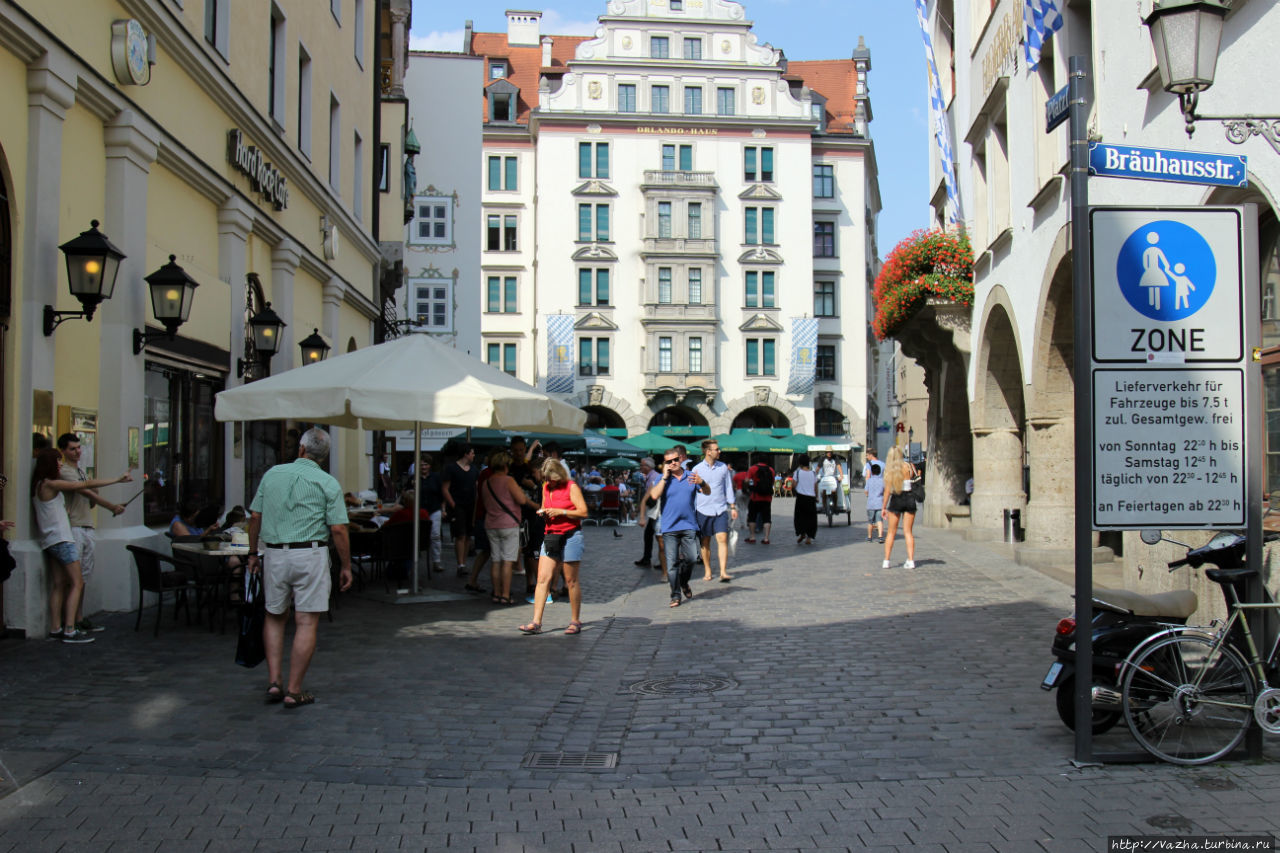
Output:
[648, 448, 710, 607]
[692, 439, 736, 583]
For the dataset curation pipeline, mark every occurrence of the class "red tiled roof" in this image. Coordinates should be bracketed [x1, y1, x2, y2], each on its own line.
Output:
[470, 32, 591, 125]
[788, 59, 860, 135]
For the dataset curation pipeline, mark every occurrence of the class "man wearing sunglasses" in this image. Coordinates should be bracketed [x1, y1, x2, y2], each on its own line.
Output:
[647, 449, 710, 608]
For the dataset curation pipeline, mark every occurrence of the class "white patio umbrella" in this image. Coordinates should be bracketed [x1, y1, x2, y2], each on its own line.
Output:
[215, 331, 586, 593]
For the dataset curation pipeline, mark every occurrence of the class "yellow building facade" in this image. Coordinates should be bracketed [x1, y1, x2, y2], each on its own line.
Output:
[0, 0, 413, 633]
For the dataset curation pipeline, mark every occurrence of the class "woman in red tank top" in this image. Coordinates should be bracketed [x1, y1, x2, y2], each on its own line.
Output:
[520, 458, 588, 635]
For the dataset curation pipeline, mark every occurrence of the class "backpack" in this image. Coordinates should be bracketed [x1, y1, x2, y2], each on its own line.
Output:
[868, 461, 882, 477]
[750, 465, 774, 497]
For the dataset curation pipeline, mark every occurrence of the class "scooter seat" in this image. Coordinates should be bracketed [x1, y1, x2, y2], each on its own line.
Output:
[1092, 587, 1198, 619]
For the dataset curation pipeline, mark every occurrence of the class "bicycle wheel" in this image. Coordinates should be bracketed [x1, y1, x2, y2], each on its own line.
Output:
[1120, 633, 1256, 765]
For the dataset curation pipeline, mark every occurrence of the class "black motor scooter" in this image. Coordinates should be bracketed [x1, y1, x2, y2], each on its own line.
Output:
[1040, 541, 1205, 733]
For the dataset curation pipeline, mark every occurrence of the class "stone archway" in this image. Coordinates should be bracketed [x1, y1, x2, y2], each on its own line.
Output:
[718, 388, 807, 435]
[970, 288, 1026, 534]
[565, 385, 647, 434]
[648, 405, 710, 429]
[1025, 225, 1076, 553]
[813, 393, 861, 439]
[893, 298, 972, 526]
[581, 405, 625, 431]
[730, 405, 790, 430]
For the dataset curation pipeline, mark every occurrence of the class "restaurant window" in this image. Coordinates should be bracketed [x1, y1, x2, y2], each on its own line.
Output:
[652, 84, 670, 113]
[744, 146, 774, 182]
[413, 280, 452, 331]
[658, 336, 673, 372]
[816, 344, 837, 381]
[411, 196, 452, 246]
[577, 268, 610, 306]
[144, 362, 225, 526]
[745, 271, 776, 308]
[579, 338, 610, 376]
[814, 280, 837, 317]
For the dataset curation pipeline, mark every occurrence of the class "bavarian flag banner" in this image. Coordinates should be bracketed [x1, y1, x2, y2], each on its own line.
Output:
[545, 313, 575, 394]
[786, 317, 819, 397]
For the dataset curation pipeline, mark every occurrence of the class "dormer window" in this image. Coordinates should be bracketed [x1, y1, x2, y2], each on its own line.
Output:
[810, 93, 828, 132]
[486, 77, 519, 123]
[489, 61, 507, 79]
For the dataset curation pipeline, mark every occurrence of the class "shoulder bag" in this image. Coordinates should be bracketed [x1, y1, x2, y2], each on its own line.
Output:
[487, 479, 529, 550]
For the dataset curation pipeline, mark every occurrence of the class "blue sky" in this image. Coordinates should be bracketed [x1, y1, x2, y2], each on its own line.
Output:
[409, 0, 929, 256]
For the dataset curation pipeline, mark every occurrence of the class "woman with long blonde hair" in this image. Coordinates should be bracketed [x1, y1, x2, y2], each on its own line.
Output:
[882, 446, 920, 569]
[520, 458, 588, 635]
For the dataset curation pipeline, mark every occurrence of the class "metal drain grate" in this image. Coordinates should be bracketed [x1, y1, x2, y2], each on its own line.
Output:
[628, 675, 737, 695]
[523, 751, 618, 770]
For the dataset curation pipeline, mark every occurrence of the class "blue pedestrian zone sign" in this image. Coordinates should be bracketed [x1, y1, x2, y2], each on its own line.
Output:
[1089, 143, 1247, 188]
[1116, 220, 1215, 322]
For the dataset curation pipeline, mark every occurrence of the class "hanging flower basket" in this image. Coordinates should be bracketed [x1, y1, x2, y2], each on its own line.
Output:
[872, 228, 974, 340]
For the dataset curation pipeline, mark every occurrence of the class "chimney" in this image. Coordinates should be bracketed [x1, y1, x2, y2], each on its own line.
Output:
[506, 10, 542, 47]
[463, 19, 473, 53]
[852, 35, 872, 135]
[541, 35, 553, 67]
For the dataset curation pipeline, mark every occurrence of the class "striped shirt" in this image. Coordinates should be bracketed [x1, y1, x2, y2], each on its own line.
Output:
[249, 457, 348, 544]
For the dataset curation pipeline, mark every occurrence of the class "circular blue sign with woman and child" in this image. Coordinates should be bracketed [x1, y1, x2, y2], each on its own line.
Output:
[1115, 219, 1216, 322]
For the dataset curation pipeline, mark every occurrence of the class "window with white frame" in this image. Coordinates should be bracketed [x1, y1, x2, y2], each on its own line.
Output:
[814, 280, 837, 317]
[652, 84, 670, 113]
[744, 206, 775, 245]
[745, 338, 776, 376]
[657, 201, 672, 238]
[486, 275, 518, 313]
[413, 280, 452, 332]
[618, 83, 637, 112]
[683, 86, 702, 115]
[486, 341, 517, 376]
[813, 221, 836, 257]
[486, 214, 518, 251]
[716, 87, 735, 116]
[411, 196, 452, 246]
[651, 35, 669, 58]
[578, 204, 610, 241]
[688, 202, 702, 239]
[744, 146, 774, 182]
[487, 155, 518, 191]
[688, 268, 703, 304]
[683, 37, 702, 59]
[658, 336, 673, 372]
[745, 270, 776, 308]
[658, 267, 673, 304]
[579, 338, 611, 376]
[813, 164, 834, 198]
[688, 337, 703, 372]
[661, 143, 692, 171]
[577, 268, 610, 306]
[578, 142, 609, 178]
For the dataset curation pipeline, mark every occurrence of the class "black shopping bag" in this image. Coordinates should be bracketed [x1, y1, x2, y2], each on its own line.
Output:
[235, 571, 266, 668]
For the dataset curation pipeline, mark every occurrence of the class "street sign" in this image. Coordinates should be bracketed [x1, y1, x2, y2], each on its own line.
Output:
[1090, 207, 1243, 364]
[1045, 85, 1069, 133]
[1093, 368, 1245, 528]
[1089, 142, 1247, 188]
[1089, 205, 1254, 531]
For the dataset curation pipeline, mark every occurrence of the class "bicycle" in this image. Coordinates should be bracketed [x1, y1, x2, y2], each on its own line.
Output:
[1118, 529, 1280, 765]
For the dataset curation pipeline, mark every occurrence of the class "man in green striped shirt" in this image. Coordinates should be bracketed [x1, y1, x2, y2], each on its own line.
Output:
[247, 428, 351, 710]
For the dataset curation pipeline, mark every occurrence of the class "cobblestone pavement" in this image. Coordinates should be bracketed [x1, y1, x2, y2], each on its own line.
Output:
[2, 504, 1280, 851]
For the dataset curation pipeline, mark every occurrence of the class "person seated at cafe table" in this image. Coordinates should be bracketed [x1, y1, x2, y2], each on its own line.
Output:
[170, 499, 222, 538]
[384, 489, 430, 589]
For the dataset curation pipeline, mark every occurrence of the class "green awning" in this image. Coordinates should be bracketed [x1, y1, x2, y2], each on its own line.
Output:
[651, 425, 711, 437]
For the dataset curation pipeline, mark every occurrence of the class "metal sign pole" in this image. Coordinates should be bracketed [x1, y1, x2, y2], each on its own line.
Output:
[1069, 54, 1095, 765]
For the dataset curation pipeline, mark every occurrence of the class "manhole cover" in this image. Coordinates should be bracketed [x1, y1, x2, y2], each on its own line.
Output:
[523, 751, 618, 770]
[1194, 777, 1238, 791]
[628, 676, 737, 695]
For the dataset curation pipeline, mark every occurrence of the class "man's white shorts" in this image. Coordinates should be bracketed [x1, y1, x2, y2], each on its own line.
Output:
[263, 545, 331, 614]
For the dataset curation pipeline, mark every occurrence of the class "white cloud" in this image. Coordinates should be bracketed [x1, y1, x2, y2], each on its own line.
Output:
[409, 6, 599, 53]
[411, 28, 466, 53]
[539, 8, 600, 37]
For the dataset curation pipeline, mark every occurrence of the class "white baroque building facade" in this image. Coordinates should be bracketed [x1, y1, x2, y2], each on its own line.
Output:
[914, 0, 1280, 581]
[442, 0, 881, 442]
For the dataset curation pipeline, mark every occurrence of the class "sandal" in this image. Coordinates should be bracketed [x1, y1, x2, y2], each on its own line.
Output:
[499, 596, 515, 606]
[669, 598, 681, 608]
[265, 682, 284, 704]
[762, 538, 771, 544]
[564, 621, 582, 635]
[745, 538, 756, 544]
[282, 691, 314, 710]
[519, 622, 542, 634]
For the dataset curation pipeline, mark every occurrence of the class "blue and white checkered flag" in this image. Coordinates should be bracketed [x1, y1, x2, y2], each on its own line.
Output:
[1024, 0, 1064, 71]
[914, 0, 963, 226]
[786, 317, 819, 397]
[544, 314, 575, 394]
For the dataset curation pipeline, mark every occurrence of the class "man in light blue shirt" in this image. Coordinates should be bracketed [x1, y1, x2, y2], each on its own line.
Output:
[692, 439, 736, 583]
[649, 448, 710, 607]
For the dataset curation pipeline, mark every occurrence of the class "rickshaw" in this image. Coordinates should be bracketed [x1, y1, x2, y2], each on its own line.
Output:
[807, 442, 859, 526]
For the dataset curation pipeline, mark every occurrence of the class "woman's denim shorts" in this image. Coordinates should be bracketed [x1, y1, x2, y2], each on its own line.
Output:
[541, 528, 585, 563]
[45, 541, 80, 566]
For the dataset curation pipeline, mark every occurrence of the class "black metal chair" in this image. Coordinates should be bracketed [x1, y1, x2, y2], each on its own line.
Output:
[127, 545, 192, 636]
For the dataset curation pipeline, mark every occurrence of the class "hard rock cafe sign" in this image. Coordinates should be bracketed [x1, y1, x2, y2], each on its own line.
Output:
[227, 129, 290, 210]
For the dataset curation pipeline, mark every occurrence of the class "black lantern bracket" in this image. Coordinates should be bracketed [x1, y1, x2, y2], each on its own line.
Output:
[43, 304, 94, 337]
